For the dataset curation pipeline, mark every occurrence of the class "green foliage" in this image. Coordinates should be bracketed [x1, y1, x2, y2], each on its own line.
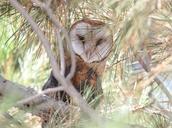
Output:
[0, 0, 172, 128]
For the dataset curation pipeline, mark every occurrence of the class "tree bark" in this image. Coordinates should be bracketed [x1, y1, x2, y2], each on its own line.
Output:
[0, 75, 68, 122]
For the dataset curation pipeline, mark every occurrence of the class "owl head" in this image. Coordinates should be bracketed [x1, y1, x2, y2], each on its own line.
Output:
[69, 19, 113, 63]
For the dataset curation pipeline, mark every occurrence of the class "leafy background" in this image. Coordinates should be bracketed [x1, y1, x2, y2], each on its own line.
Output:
[0, 0, 172, 128]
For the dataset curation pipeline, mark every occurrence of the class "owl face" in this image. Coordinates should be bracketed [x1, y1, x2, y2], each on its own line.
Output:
[69, 19, 113, 63]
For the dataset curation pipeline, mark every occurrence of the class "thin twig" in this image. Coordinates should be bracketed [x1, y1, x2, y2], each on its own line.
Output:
[17, 86, 64, 105]
[32, 0, 76, 80]
[55, 29, 65, 76]
[9, 0, 60, 77]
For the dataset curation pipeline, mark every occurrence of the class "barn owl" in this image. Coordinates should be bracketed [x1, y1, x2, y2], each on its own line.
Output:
[42, 19, 113, 104]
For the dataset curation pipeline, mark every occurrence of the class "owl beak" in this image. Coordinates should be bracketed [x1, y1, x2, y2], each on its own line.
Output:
[80, 52, 93, 63]
[87, 52, 91, 60]
[80, 53, 89, 63]
[86, 47, 95, 59]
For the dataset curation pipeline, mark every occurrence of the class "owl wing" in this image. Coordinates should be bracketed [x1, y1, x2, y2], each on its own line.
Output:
[71, 57, 103, 99]
[42, 72, 58, 90]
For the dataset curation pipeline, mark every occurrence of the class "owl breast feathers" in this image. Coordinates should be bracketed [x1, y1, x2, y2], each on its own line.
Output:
[42, 19, 113, 104]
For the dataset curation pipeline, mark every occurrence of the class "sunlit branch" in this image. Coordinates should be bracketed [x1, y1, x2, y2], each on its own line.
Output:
[55, 29, 65, 76]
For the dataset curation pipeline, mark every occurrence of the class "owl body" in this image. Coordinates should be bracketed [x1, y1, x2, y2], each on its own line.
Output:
[42, 55, 104, 102]
[42, 19, 112, 104]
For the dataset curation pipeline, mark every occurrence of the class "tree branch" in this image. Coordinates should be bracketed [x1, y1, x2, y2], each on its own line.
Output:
[0, 75, 68, 118]
[31, 0, 76, 80]
[135, 53, 172, 104]
[55, 29, 65, 76]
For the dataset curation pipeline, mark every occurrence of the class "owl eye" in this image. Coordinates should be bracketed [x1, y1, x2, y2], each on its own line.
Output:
[77, 35, 85, 44]
[96, 38, 103, 46]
